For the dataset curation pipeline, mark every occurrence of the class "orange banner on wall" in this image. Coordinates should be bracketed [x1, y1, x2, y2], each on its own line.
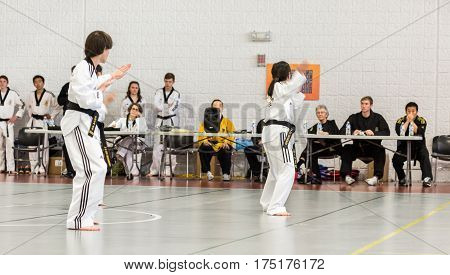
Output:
[266, 64, 320, 100]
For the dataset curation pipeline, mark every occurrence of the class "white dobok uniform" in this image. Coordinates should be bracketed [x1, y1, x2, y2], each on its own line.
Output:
[25, 89, 61, 172]
[0, 88, 25, 172]
[149, 87, 180, 175]
[260, 71, 306, 215]
[61, 57, 111, 229]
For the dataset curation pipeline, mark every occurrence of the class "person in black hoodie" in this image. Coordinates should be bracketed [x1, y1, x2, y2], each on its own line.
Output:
[392, 102, 432, 187]
[297, 105, 341, 184]
[339, 96, 390, 186]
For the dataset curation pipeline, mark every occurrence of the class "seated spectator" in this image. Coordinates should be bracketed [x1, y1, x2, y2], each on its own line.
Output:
[339, 96, 390, 186]
[244, 119, 266, 181]
[198, 99, 235, 181]
[297, 105, 341, 184]
[109, 103, 148, 179]
[392, 102, 433, 187]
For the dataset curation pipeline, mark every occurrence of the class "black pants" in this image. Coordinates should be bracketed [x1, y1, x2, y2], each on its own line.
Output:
[244, 145, 262, 176]
[340, 143, 385, 179]
[392, 146, 432, 181]
[62, 139, 75, 174]
[199, 144, 232, 174]
[299, 142, 339, 176]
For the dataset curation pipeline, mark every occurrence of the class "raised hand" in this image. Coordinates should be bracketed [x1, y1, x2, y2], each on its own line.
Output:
[111, 64, 131, 80]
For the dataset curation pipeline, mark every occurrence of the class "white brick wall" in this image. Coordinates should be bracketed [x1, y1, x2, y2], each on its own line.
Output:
[1, 0, 449, 180]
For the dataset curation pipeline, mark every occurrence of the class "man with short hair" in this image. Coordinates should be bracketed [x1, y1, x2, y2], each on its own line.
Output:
[0, 75, 25, 174]
[339, 96, 390, 186]
[25, 75, 62, 174]
[148, 73, 181, 176]
[392, 102, 433, 187]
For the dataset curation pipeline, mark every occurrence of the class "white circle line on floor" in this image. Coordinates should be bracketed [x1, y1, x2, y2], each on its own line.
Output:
[0, 208, 162, 227]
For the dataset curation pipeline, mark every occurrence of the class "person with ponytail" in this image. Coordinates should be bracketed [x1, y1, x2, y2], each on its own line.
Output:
[260, 61, 307, 216]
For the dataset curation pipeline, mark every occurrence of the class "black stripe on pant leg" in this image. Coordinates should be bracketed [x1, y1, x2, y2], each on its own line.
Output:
[75, 127, 93, 228]
[73, 127, 93, 229]
[285, 133, 291, 163]
[75, 127, 93, 229]
[73, 128, 89, 229]
[280, 133, 286, 163]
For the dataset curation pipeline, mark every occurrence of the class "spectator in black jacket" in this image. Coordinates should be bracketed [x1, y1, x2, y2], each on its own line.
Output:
[297, 105, 341, 184]
[339, 96, 390, 186]
[392, 102, 432, 187]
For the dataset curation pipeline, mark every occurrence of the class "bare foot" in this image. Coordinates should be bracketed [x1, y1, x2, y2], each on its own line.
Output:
[272, 212, 291, 216]
[68, 226, 100, 231]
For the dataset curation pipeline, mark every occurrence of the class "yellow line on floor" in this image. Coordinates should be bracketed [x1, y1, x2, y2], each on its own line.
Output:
[351, 200, 450, 255]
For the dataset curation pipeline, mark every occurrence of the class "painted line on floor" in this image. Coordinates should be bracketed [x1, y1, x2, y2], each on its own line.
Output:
[351, 200, 450, 255]
[0, 208, 161, 227]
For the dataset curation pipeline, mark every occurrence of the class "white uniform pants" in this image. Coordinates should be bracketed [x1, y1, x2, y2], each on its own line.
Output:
[149, 117, 177, 175]
[65, 126, 107, 229]
[260, 125, 296, 215]
[27, 118, 49, 171]
[0, 122, 15, 172]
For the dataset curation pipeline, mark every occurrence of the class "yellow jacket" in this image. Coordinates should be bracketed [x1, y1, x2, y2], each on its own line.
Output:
[198, 117, 235, 152]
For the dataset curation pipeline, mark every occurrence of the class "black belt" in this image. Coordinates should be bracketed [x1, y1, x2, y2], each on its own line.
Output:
[0, 118, 10, 137]
[264, 119, 297, 163]
[66, 102, 110, 168]
[32, 114, 45, 120]
[97, 121, 111, 168]
[67, 101, 99, 137]
[157, 114, 176, 120]
[264, 120, 296, 147]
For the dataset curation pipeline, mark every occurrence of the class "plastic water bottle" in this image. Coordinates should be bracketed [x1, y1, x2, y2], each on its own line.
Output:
[400, 122, 405, 136]
[317, 122, 322, 134]
[408, 123, 414, 136]
[48, 119, 55, 127]
[251, 121, 256, 134]
[345, 121, 351, 135]
[303, 121, 308, 134]
[43, 117, 48, 127]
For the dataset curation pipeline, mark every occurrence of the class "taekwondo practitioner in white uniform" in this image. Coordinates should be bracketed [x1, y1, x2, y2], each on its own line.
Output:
[61, 30, 130, 231]
[120, 81, 146, 118]
[25, 75, 62, 174]
[0, 75, 25, 174]
[148, 73, 180, 176]
[260, 61, 307, 216]
[110, 103, 148, 179]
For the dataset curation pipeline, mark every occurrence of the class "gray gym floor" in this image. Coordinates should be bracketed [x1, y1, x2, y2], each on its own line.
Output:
[1, 181, 449, 255]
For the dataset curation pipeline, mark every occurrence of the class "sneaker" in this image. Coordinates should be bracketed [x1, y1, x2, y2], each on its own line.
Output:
[207, 171, 214, 181]
[422, 177, 432, 187]
[223, 174, 231, 181]
[365, 176, 378, 186]
[398, 178, 407, 186]
[345, 175, 355, 185]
